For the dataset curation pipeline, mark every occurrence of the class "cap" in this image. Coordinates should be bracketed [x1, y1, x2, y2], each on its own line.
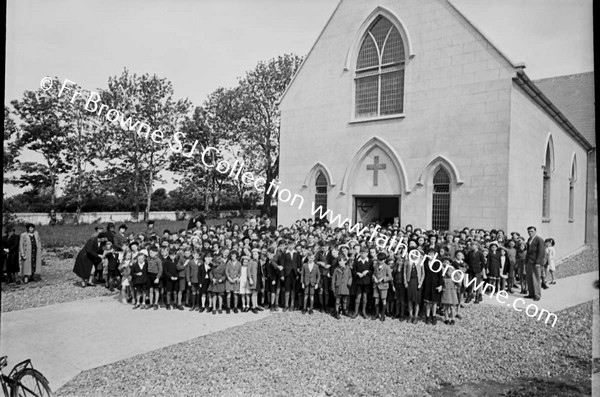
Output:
[138, 249, 149, 257]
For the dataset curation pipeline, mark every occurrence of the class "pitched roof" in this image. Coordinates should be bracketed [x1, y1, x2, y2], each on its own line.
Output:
[534, 72, 595, 147]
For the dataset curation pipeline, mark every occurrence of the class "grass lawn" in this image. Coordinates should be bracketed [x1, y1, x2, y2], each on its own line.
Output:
[14, 218, 250, 249]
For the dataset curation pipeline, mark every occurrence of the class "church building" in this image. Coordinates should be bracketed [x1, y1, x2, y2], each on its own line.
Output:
[277, 0, 595, 258]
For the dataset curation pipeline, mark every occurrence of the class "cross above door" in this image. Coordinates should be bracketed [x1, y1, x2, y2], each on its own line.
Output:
[366, 156, 386, 186]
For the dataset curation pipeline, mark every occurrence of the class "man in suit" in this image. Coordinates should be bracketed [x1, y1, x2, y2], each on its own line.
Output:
[279, 241, 302, 311]
[525, 226, 545, 301]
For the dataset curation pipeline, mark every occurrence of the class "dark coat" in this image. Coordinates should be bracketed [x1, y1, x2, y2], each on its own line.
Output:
[73, 237, 104, 280]
[353, 257, 372, 286]
[279, 251, 302, 278]
[526, 235, 546, 265]
[2, 233, 20, 273]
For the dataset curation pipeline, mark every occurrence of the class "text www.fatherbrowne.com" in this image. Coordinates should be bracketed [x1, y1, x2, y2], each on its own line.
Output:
[406, 249, 558, 327]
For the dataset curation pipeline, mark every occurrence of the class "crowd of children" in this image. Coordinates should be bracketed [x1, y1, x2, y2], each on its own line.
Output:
[82, 216, 557, 325]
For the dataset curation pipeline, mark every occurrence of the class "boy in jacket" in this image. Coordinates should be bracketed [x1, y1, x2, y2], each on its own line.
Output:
[301, 252, 321, 314]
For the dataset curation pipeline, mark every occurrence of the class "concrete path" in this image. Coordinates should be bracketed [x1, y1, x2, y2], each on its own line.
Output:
[0, 296, 272, 391]
[481, 271, 598, 314]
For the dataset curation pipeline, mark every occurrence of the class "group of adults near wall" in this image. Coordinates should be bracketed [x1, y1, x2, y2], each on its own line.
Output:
[1, 223, 42, 284]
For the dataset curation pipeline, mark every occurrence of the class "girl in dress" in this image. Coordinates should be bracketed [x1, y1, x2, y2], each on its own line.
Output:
[486, 243, 501, 293]
[404, 248, 425, 324]
[118, 251, 133, 304]
[239, 256, 251, 312]
[441, 262, 459, 325]
[516, 241, 528, 294]
[225, 250, 242, 313]
[247, 250, 260, 313]
[545, 238, 556, 285]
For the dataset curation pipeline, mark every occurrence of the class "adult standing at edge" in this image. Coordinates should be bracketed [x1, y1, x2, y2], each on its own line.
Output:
[19, 223, 42, 283]
[187, 212, 206, 231]
[73, 232, 109, 287]
[2, 225, 20, 283]
[525, 226, 545, 301]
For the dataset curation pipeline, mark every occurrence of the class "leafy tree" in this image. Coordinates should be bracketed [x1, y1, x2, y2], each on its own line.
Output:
[96, 68, 192, 220]
[3, 106, 21, 181]
[223, 54, 304, 215]
[10, 78, 75, 205]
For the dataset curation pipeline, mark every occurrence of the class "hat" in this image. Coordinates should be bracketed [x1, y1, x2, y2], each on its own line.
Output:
[119, 224, 128, 230]
[489, 241, 499, 248]
[138, 249, 149, 257]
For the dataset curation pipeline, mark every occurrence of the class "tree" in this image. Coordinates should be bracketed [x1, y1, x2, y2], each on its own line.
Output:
[97, 68, 192, 221]
[225, 54, 304, 215]
[10, 79, 76, 205]
[3, 106, 21, 182]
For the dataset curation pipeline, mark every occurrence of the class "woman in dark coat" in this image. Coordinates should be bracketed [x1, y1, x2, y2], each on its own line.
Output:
[2, 225, 20, 283]
[73, 232, 108, 287]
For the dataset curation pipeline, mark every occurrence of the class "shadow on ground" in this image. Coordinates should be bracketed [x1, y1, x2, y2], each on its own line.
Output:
[430, 376, 591, 396]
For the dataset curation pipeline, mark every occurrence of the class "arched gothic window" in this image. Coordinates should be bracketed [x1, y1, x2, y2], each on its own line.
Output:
[315, 172, 328, 215]
[542, 141, 553, 219]
[355, 16, 405, 118]
[569, 156, 576, 221]
[432, 167, 450, 231]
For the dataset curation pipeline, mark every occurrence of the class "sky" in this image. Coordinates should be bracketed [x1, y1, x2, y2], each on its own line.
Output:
[4, 0, 594, 197]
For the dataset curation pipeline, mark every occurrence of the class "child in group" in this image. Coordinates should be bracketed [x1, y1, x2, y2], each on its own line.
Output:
[239, 256, 251, 312]
[372, 257, 392, 322]
[499, 246, 509, 292]
[175, 247, 192, 310]
[103, 241, 119, 292]
[198, 251, 212, 312]
[146, 245, 163, 310]
[186, 250, 201, 311]
[118, 251, 133, 304]
[163, 247, 179, 310]
[441, 261, 459, 325]
[247, 250, 260, 313]
[331, 255, 352, 319]
[505, 240, 518, 292]
[392, 253, 407, 320]
[545, 238, 556, 285]
[516, 241, 528, 295]
[131, 249, 148, 309]
[225, 250, 242, 313]
[301, 251, 320, 314]
[452, 251, 467, 319]
[404, 249, 425, 324]
[209, 256, 227, 314]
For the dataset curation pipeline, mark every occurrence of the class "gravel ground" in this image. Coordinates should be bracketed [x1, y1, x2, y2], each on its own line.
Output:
[555, 245, 598, 280]
[1, 249, 115, 313]
[57, 300, 593, 397]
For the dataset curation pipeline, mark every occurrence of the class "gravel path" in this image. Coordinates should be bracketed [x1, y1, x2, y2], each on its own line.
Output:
[1, 249, 114, 313]
[555, 245, 598, 280]
[57, 300, 593, 396]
